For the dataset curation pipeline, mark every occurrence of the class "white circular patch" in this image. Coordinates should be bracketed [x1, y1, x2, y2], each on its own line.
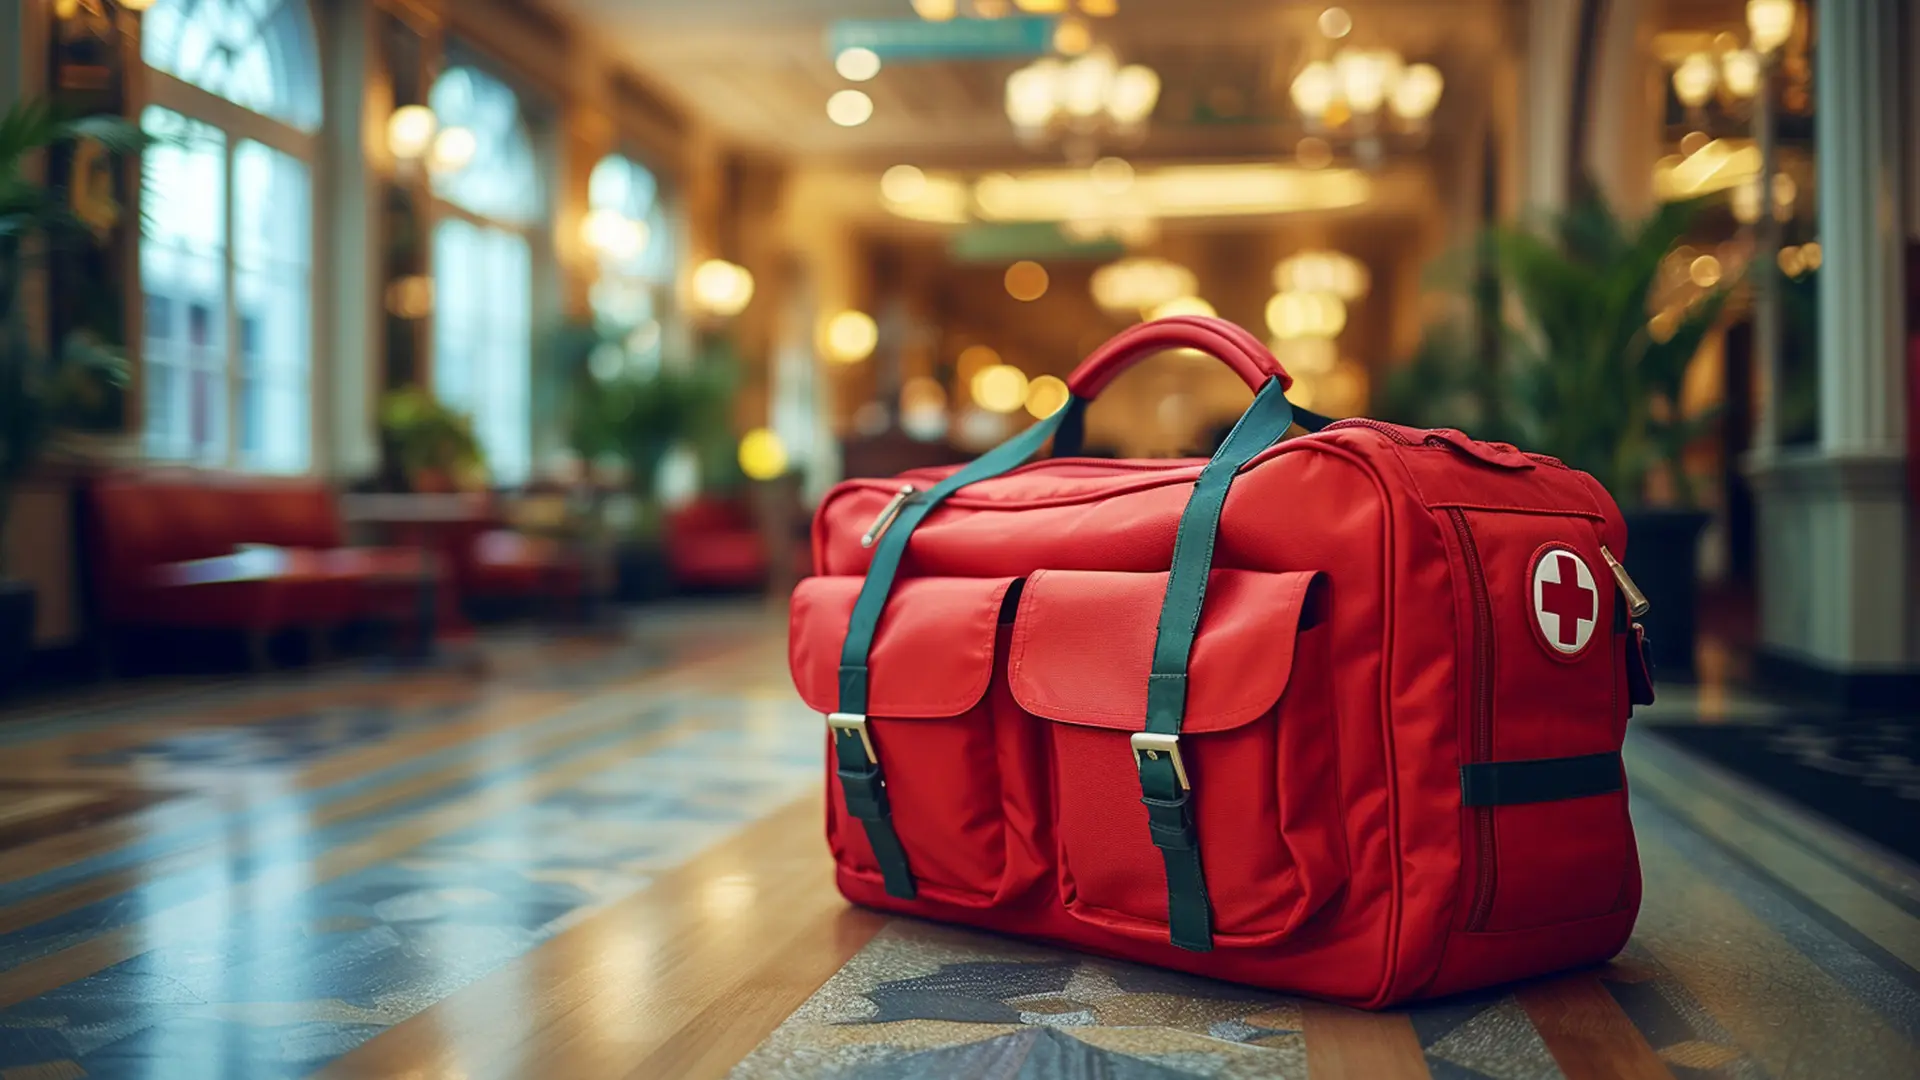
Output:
[1532, 547, 1599, 656]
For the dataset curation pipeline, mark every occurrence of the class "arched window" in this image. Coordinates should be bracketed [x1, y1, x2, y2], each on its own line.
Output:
[430, 63, 544, 485]
[139, 0, 322, 473]
[586, 153, 677, 371]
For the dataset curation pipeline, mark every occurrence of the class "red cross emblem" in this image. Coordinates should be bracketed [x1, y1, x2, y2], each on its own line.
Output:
[1530, 545, 1598, 657]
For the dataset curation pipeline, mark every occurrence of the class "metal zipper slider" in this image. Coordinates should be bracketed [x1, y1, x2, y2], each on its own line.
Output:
[861, 484, 917, 548]
[1600, 545, 1650, 617]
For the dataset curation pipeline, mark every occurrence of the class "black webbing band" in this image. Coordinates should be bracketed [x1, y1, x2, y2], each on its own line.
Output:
[1136, 377, 1297, 952]
[1459, 752, 1624, 807]
[833, 405, 1073, 899]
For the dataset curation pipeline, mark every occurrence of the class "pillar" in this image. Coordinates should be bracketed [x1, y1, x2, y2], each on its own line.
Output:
[319, 0, 380, 479]
[1748, 0, 1915, 706]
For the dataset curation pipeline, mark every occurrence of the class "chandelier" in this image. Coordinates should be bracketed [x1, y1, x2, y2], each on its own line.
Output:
[1005, 47, 1160, 160]
[1288, 48, 1443, 168]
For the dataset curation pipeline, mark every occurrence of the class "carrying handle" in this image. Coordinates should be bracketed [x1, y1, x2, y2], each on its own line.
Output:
[1066, 316, 1293, 399]
[1057, 317, 1311, 457]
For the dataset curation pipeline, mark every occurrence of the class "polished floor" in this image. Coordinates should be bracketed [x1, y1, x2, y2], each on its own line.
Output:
[0, 604, 1914, 1079]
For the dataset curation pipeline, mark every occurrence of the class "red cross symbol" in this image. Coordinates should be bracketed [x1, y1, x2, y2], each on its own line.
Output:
[1539, 552, 1596, 646]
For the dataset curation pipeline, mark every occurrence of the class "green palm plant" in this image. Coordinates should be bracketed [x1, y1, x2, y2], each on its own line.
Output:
[0, 97, 144, 576]
[1490, 190, 1731, 506]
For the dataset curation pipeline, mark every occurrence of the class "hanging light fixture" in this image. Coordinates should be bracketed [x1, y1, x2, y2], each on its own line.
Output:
[690, 259, 755, 317]
[1005, 47, 1160, 149]
[1671, 52, 1717, 110]
[1288, 45, 1444, 158]
[1745, 0, 1795, 54]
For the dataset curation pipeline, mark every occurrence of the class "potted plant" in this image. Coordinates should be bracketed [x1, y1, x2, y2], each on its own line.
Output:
[378, 387, 488, 493]
[0, 99, 141, 691]
[559, 322, 739, 600]
[1488, 189, 1731, 675]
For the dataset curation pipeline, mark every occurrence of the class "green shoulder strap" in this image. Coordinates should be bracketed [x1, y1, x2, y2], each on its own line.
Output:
[833, 406, 1073, 899]
[1137, 377, 1297, 951]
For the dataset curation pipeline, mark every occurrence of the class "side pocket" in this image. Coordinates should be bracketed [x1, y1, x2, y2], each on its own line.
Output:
[791, 575, 1021, 906]
[1449, 510, 1631, 934]
[1008, 568, 1347, 946]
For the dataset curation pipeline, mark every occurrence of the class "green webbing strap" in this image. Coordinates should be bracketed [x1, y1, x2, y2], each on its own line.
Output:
[1138, 377, 1297, 951]
[834, 404, 1075, 899]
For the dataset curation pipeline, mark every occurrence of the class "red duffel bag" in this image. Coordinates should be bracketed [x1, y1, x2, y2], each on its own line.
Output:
[788, 315, 1655, 1007]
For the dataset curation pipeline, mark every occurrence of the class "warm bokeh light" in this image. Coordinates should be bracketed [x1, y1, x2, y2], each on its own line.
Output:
[972, 364, 1030, 413]
[1079, 0, 1118, 14]
[1295, 136, 1334, 169]
[1653, 138, 1760, 199]
[1274, 251, 1370, 300]
[1672, 52, 1717, 109]
[1290, 62, 1337, 118]
[958, 344, 1003, 383]
[968, 163, 1370, 223]
[1273, 337, 1337, 376]
[691, 259, 755, 316]
[1089, 156, 1134, 193]
[1266, 291, 1348, 340]
[834, 48, 882, 82]
[1148, 296, 1215, 320]
[119, 0, 160, 9]
[1689, 254, 1723, 288]
[911, 0, 957, 19]
[1090, 257, 1197, 314]
[1388, 63, 1444, 122]
[880, 164, 928, 204]
[386, 105, 437, 161]
[1053, 18, 1092, 55]
[1014, 0, 1069, 11]
[427, 126, 477, 174]
[821, 310, 879, 363]
[1719, 49, 1761, 99]
[1801, 240, 1821, 270]
[1004, 260, 1050, 301]
[581, 208, 648, 260]
[1024, 374, 1071, 419]
[1746, 0, 1795, 54]
[1318, 7, 1353, 39]
[737, 428, 788, 480]
[827, 89, 874, 127]
[383, 275, 434, 319]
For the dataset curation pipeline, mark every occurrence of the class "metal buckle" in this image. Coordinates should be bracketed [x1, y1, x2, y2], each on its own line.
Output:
[1130, 731, 1190, 791]
[827, 712, 877, 765]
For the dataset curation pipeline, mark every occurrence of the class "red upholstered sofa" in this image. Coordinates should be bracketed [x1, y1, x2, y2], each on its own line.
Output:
[82, 471, 438, 664]
[662, 498, 770, 591]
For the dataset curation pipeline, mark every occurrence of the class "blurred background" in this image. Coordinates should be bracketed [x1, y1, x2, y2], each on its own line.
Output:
[0, 0, 1913, 704]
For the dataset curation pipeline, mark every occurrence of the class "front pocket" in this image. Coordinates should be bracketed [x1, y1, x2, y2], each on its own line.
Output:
[1447, 510, 1631, 933]
[790, 575, 1020, 906]
[1007, 568, 1346, 946]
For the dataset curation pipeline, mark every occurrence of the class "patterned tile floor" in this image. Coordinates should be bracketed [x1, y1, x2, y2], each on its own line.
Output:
[0, 604, 1914, 1079]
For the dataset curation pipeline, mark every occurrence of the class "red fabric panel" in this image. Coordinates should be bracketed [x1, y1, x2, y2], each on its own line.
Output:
[1008, 568, 1322, 733]
[789, 575, 1016, 717]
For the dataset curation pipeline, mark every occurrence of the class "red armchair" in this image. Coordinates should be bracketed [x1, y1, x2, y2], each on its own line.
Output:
[662, 497, 771, 592]
[82, 471, 438, 667]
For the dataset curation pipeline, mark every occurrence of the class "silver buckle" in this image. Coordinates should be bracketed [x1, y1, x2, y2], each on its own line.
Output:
[1130, 731, 1190, 791]
[827, 712, 877, 765]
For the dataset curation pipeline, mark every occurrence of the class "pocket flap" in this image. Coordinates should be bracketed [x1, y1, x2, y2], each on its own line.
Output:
[1008, 568, 1325, 732]
[789, 575, 1019, 717]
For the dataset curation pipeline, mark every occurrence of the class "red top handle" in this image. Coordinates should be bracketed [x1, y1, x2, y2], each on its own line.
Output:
[1066, 315, 1293, 399]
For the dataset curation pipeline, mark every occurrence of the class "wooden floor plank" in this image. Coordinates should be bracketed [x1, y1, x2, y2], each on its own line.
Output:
[314, 790, 875, 1080]
[1515, 974, 1674, 1080]
[1301, 1000, 1429, 1080]
[0, 721, 702, 1009]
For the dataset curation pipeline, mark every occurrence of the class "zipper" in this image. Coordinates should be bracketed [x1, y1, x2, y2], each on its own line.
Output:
[1323, 418, 1417, 445]
[861, 485, 916, 548]
[1448, 507, 1499, 932]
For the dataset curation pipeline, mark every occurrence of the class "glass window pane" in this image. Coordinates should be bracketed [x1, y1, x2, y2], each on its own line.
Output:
[434, 220, 532, 485]
[429, 65, 543, 226]
[140, 106, 227, 464]
[141, 0, 323, 131]
[234, 140, 313, 473]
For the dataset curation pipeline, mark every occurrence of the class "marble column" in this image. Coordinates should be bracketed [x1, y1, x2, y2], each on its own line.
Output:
[318, 0, 381, 480]
[1749, 0, 1915, 701]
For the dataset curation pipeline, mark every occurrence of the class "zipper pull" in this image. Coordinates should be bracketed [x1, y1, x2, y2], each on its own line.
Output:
[1600, 545, 1650, 617]
[861, 484, 917, 548]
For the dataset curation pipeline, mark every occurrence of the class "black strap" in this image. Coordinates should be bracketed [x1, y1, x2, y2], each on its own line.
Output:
[1460, 752, 1624, 807]
[834, 404, 1074, 899]
[1138, 378, 1297, 952]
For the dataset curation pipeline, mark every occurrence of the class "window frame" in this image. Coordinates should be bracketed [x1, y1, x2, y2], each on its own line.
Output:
[424, 57, 549, 487]
[138, 3, 324, 474]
